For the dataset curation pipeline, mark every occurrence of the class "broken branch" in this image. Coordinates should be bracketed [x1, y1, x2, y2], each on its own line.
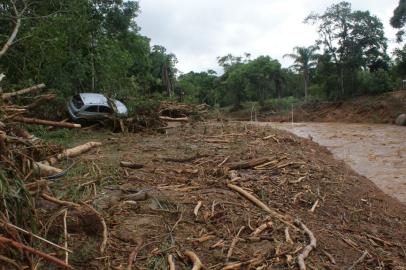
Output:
[2, 83, 46, 100]
[0, 235, 74, 270]
[295, 220, 317, 270]
[184, 250, 203, 270]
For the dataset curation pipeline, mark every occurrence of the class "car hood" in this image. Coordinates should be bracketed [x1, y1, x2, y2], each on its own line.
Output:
[113, 99, 128, 116]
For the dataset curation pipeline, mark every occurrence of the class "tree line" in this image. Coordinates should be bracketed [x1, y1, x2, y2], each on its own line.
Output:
[179, 1, 406, 109]
[1, 1, 406, 111]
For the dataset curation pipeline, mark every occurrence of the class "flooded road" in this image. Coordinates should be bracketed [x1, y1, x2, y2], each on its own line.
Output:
[268, 123, 406, 203]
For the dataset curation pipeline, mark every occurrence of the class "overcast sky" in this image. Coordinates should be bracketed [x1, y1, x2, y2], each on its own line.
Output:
[137, 0, 400, 74]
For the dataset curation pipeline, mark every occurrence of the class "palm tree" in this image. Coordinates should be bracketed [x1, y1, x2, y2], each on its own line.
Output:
[284, 46, 319, 101]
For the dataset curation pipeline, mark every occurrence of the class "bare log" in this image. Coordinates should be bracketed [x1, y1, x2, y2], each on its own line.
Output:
[11, 116, 81, 128]
[34, 162, 63, 177]
[120, 161, 144, 169]
[227, 158, 270, 170]
[2, 83, 46, 100]
[184, 250, 203, 270]
[43, 141, 102, 166]
[296, 220, 317, 270]
[159, 116, 189, 122]
[0, 236, 74, 270]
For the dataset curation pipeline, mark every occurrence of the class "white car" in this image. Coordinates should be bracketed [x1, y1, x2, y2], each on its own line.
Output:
[68, 93, 128, 124]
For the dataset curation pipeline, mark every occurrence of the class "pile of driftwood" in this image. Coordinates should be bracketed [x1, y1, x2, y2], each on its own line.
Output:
[0, 82, 103, 269]
[159, 101, 209, 123]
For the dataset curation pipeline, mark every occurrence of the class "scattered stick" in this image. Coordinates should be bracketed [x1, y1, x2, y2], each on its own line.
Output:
[322, 250, 336, 265]
[217, 156, 230, 167]
[0, 255, 20, 269]
[184, 250, 204, 270]
[83, 203, 108, 253]
[263, 134, 279, 143]
[1, 221, 72, 253]
[2, 83, 45, 100]
[295, 219, 317, 270]
[227, 158, 270, 170]
[348, 250, 369, 270]
[227, 183, 297, 230]
[168, 254, 176, 270]
[127, 240, 143, 270]
[41, 193, 80, 208]
[309, 200, 319, 213]
[226, 226, 245, 262]
[63, 209, 69, 264]
[194, 201, 203, 218]
[0, 236, 74, 269]
[251, 221, 272, 237]
[285, 227, 294, 245]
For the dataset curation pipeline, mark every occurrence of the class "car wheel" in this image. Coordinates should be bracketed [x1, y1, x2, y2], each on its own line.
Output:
[77, 118, 88, 127]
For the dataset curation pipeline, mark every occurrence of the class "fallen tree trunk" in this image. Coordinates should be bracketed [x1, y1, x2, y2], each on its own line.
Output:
[2, 83, 46, 100]
[159, 116, 189, 122]
[43, 141, 102, 166]
[10, 117, 81, 129]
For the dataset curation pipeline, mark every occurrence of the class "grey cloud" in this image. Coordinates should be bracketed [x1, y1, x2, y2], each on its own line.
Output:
[137, 0, 400, 73]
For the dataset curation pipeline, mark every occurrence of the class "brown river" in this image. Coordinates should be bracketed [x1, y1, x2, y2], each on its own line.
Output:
[261, 122, 406, 203]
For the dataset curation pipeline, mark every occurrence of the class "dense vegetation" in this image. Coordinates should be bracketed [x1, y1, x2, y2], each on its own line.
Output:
[0, 0, 177, 101]
[1, 1, 406, 111]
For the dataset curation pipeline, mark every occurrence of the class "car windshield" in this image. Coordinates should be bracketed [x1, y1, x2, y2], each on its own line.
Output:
[72, 95, 84, 109]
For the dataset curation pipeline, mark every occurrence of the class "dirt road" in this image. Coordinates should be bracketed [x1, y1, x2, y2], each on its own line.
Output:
[267, 122, 406, 203]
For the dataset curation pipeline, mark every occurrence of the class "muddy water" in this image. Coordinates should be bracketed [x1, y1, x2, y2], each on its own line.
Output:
[264, 122, 406, 203]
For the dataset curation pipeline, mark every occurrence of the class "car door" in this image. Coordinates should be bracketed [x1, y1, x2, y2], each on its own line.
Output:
[98, 105, 113, 117]
[78, 105, 100, 120]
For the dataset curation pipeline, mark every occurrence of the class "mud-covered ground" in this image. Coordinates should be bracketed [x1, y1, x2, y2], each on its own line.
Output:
[45, 122, 406, 269]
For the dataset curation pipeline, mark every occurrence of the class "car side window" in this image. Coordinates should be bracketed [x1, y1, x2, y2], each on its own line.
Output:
[84, 106, 98, 112]
[99, 106, 113, 114]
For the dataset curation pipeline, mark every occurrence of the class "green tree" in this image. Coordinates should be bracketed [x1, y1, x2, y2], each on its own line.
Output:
[284, 46, 319, 101]
[390, 0, 406, 41]
[305, 2, 388, 98]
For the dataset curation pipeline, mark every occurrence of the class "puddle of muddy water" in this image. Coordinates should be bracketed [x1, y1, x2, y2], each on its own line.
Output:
[256, 122, 406, 203]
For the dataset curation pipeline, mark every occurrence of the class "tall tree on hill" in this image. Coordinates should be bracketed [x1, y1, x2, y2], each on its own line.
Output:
[284, 46, 319, 101]
[306, 1, 388, 99]
[390, 0, 406, 42]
